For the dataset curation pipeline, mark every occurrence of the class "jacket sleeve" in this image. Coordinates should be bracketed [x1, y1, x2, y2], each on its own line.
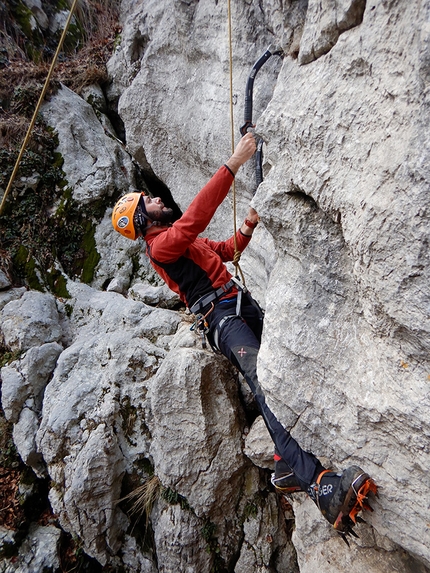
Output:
[149, 165, 236, 263]
[200, 231, 252, 262]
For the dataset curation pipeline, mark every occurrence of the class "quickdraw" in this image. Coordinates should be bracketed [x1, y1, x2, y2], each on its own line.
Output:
[190, 303, 214, 349]
[240, 44, 284, 191]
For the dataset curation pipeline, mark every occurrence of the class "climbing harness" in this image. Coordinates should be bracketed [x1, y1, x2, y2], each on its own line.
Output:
[0, 0, 80, 216]
[189, 276, 247, 350]
[189, 279, 236, 315]
[240, 45, 284, 192]
[190, 304, 214, 349]
[190, 276, 265, 352]
[189, 278, 238, 350]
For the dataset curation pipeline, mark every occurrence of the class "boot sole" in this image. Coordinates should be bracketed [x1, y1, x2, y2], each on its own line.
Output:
[273, 484, 302, 494]
[271, 473, 302, 494]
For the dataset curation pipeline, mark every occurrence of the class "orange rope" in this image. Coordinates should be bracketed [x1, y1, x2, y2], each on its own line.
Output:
[227, 0, 245, 284]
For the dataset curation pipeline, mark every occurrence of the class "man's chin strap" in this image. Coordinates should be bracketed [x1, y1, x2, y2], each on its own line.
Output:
[143, 215, 163, 233]
[135, 210, 168, 237]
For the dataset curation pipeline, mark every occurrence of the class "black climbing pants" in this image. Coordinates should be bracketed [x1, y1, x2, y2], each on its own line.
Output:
[207, 292, 320, 490]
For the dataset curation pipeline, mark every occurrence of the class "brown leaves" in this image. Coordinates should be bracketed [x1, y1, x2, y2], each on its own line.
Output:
[0, 466, 25, 530]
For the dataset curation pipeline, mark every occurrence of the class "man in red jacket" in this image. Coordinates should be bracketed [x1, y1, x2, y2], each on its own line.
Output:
[112, 133, 376, 540]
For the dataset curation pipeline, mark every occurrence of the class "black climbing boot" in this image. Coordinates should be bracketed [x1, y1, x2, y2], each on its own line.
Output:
[271, 456, 302, 494]
[308, 465, 378, 543]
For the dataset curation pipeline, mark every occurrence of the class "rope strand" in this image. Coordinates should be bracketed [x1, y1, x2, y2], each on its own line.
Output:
[0, 0, 80, 216]
[227, 0, 245, 284]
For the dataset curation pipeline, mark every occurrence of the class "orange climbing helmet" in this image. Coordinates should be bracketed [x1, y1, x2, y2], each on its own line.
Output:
[112, 191, 149, 240]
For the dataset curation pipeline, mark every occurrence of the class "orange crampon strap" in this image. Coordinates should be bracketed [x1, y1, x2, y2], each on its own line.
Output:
[349, 478, 378, 524]
[316, 470, 332, 485]
[313, 470, 332, 511]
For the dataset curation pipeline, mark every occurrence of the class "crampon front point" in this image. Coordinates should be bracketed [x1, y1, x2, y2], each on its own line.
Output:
[332, 472, 378, 545]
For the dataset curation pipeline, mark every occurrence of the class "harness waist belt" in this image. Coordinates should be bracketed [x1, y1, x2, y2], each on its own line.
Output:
[190, 279, 235, 314]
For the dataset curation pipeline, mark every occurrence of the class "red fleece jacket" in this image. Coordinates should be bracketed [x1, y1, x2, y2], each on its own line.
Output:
[144, 165, 252, 309]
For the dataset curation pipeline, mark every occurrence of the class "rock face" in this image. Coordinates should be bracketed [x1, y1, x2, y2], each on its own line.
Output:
[34, 282, 181, 565]
[1, 0, 429, 572]
[41, 84, 136, 205]
[255, 1, 430, 567]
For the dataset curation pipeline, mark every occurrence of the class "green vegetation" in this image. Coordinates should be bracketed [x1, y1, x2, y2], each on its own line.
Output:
[80, 221, 101, 284]
[201, 519, 226, 572]
[0, 336, 23, 367]
[162, 486, 190, 511]
[0, 137, 104, 293]
[1, 0, 118, 65]
[242, 499, 259, 521]
[0, 0, 121, 295]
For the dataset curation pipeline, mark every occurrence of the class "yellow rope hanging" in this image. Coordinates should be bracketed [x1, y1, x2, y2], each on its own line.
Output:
[227, 0, 246, 284]
[0, 0, 80, 216]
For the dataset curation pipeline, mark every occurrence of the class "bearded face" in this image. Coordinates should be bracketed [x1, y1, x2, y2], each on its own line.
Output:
[150, 206, 174, 224]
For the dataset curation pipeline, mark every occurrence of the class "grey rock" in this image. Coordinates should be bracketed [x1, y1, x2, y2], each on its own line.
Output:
[81, 84, 108, 114]
[105, 276, 129, 294]
[128, 283, 180, 308]
[235, 492, 298, 573]
[0, 269, 11, 290]
[1, 291, 62, 352]
[244, 416, 274, 470]
[48, 10, 68, 35]
[255, 0, 430, 566]
[147, 345, 245, 519]
[1, 342, 63, 423]
[41, 85, 136, 205]
[1, 524, 61, 573]
[120, 535, 157, 573]
[1, 337, 62, 477]
[13, 406, 45, 477]
[0, 288, 26, 312]
[1, 367, 25, 424]
[35, 282, 181, 564]
[152, 503, 212, 573]
[22, 0, 49, 30]
[298, 0, 366, 65]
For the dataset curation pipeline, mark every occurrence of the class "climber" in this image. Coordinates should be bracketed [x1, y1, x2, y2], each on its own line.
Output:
[111, 132, 377, 541]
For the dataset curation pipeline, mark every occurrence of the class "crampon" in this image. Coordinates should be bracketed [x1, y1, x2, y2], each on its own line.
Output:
[333, 472, 378, 545]
[309, 466, 378, 546]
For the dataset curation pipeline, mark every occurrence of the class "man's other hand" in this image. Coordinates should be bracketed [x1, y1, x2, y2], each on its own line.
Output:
[246, 207, 259, 225]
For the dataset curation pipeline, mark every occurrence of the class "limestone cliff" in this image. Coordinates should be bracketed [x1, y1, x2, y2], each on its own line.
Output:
[0, 0, 429, 572]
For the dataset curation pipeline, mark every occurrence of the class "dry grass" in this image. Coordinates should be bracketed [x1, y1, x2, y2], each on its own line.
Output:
[119, 475, 161, 526]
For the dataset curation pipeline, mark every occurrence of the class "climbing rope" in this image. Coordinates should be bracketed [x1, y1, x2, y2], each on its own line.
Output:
[227, 0, 246, 284]
[0, 0, 80, 216]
